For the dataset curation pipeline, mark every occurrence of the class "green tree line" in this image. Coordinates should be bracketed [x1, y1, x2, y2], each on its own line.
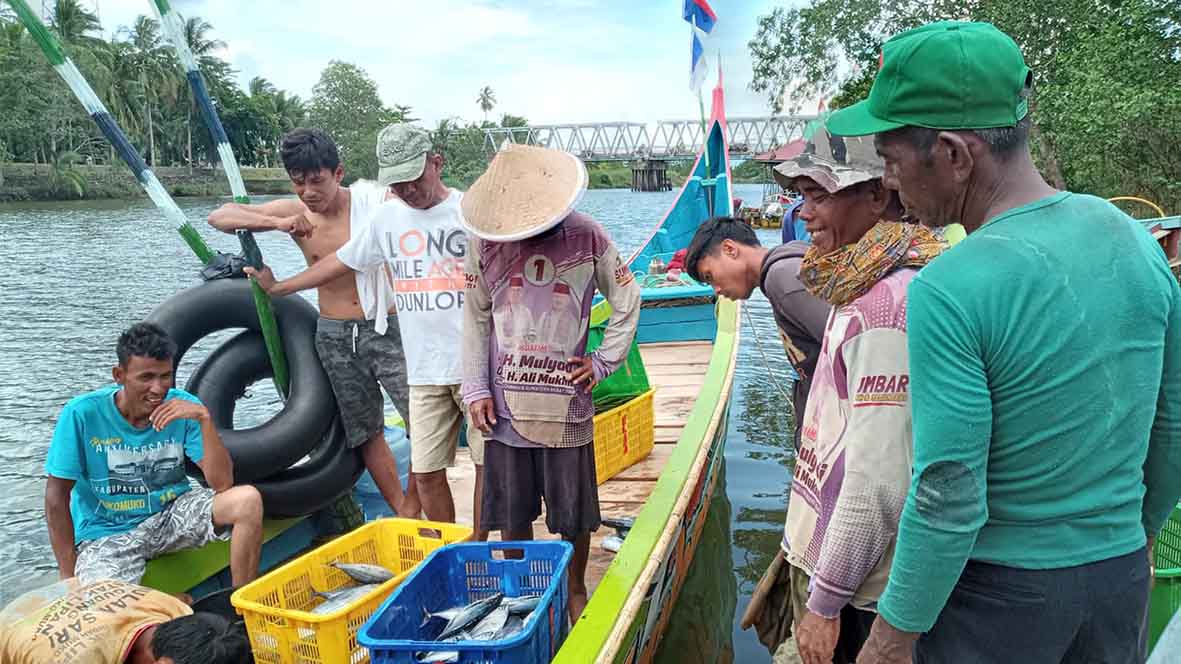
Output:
[0, 0, 421, 184]
[749, 0, 1181, 213]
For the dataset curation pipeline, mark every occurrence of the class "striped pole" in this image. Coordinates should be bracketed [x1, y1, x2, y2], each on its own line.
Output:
[5, 0, 214, 263]
[149, 0, 290, 395]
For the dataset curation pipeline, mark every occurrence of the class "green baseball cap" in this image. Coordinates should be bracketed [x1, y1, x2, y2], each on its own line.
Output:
[376, 123, 433, 186]
[827, 21, 1031, 137]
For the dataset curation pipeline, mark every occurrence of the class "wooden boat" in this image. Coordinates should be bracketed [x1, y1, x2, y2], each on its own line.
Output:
[548, 74, 740, 663]
[141, 77, 741, 664]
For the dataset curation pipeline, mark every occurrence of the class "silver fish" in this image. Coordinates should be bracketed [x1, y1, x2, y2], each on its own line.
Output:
[465, 605, 509, 641]
[421, 606, 463, 627]
[493, 614, 526, 640]
[437, 592, 503, 641]
[503, 595, 542, 616]
[602, 535, 624, 553]
[309, 583, 380, 615]
[415, 651, 459, 663]
[329, 561, 395, 584]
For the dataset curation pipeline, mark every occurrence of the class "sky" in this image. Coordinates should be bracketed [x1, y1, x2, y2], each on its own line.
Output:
[81, 0, 789, 128]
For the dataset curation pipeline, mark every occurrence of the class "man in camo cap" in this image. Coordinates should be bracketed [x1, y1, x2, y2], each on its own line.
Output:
[252, 123, 486, 534]
[698, 125, 947, 664]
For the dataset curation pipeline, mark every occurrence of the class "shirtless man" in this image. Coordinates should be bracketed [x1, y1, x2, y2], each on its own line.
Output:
[208, 127, 419, 517]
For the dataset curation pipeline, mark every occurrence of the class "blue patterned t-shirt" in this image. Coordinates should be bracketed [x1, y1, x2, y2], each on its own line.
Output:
[45, 385, 205, 543]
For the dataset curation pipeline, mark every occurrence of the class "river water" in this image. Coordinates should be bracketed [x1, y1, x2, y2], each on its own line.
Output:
[0, 184, 794, 663]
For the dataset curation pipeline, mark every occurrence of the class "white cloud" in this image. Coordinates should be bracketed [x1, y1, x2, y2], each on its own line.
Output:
[85, 0, 786, 128]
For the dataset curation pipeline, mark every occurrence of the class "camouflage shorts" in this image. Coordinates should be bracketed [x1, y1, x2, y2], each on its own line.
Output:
[75, 487, 226, 585]
[315, 315, 411, 449]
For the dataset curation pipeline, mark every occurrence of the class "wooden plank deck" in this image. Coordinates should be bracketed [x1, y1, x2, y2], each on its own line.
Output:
[448, 340, 713, 594]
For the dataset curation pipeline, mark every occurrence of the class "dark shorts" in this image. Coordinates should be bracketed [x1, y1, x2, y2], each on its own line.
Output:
[481, 439, 601, 539]
[315, 316, 410, 449]
[915, 547, 1150, 664]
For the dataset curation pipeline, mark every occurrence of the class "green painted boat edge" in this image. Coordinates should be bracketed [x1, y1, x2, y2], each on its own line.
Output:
[140, 517, 305, 594]
[553, 296, 740, 662]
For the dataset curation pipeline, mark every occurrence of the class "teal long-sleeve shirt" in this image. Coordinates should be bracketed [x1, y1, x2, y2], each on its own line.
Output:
[879, 192, 1181, 632]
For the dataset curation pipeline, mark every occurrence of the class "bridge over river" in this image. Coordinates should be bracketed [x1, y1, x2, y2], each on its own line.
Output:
[478, 115, 817, 162]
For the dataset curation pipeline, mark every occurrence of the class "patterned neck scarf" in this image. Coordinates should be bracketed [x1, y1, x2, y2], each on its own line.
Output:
[799, 221, 947, 306]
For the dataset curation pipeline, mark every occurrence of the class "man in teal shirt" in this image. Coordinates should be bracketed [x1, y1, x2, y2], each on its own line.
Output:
[45, 323, 264, 589]
[826, 22, 1181, 663]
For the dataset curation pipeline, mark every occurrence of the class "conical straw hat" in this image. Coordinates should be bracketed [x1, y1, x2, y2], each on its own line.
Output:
[461, 144, 588, 242]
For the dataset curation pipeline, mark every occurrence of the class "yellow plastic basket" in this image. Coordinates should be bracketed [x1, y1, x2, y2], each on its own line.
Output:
[593, 389, 656, 484]
[230, 518, 472, 664]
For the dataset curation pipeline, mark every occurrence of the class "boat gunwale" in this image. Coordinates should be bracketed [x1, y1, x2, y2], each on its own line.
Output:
[598, 299, 740, 662]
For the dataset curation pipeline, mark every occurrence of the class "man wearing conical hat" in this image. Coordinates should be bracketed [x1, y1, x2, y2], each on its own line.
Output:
[461, 144, 641, 621]
[248, 123, 486, 534]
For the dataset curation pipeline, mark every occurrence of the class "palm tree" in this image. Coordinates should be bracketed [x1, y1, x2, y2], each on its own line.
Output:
[477, 86, 496, 123]
[179, 15, 225, 169]
[125, 15, 178, 166]
[49, 0, 102, 45]
[48, 150, 86, 198]
[183, 15, 225, 63]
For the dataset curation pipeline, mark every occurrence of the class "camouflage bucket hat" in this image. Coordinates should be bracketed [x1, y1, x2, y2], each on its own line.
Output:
[377, 123, 433, 186]
[772, 128, 883, 193]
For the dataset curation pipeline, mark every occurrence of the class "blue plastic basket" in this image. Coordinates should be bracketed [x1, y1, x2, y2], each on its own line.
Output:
[359, 541, 574, 664]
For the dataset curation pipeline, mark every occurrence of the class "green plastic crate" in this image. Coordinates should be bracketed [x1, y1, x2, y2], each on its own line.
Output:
[1150, 505, 1181, 651]
[586, 322, 650, 413]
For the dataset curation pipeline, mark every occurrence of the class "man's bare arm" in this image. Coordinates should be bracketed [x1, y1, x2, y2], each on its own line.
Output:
[208, 198, 310, 235]
[45, 476, 77, 578]
[245, 253, 353, 297]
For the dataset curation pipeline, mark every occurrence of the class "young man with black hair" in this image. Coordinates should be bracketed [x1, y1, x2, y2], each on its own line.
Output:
[208, 127, 420, 518]
[44, 323, 263, 589]
[683, 218, 828, 452]
[0, 578, 251, 663]
[250, 123, 486, 533]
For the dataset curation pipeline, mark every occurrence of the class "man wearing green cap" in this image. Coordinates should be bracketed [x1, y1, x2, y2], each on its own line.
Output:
[824, 21, 1181, 663]
[249, 123, 487, 535]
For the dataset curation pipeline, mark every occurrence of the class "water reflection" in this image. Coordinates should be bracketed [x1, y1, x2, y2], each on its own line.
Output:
[655, 460, 737, 664]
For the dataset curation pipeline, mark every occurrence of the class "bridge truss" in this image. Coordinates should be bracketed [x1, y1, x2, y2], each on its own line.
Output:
[480, 115, 816, 161]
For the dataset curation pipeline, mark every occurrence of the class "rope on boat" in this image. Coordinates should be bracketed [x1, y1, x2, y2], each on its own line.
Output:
[741, 304, 796, 407]
[4, 0, 215, 262]
[149, 0, 290, 395]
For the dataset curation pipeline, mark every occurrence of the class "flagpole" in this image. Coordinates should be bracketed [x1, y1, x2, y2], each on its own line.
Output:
[691, 14, 714, 214]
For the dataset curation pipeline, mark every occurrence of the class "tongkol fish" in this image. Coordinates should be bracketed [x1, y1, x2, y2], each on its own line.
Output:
[436, 593, 504, 641]
[309, 583, 380, 615]
[502, 595, 542, 616]
[329, 561, 395, 584]
[493, 614, 527, 640]
[420, 606, 463, 628]
[464, 605, 509, 641]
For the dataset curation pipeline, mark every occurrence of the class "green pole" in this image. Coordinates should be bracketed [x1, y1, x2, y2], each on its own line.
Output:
[149, 0, 289, 396]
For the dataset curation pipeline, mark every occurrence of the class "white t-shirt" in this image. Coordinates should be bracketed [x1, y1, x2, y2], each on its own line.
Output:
[348, 181, 397, 322]
[337, 189, 466, 386]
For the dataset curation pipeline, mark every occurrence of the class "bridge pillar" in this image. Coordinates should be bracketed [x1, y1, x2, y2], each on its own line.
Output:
[631, 159, 672, 192]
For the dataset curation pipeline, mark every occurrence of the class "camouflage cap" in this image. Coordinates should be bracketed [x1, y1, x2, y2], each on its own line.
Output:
[772, 129, 883, 193]
[376, 123, 433, 186]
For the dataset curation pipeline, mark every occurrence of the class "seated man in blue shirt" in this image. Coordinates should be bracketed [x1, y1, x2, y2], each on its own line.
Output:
[44, 322, 264, 589]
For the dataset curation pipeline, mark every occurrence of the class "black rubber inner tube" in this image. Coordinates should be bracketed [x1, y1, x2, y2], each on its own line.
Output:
[147, 279, 335, 484]
[183, 327, 363, 516]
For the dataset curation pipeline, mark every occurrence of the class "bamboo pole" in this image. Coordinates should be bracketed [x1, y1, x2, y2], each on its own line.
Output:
[4, 0, 215, 262]
[149, 0, 290, 396]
